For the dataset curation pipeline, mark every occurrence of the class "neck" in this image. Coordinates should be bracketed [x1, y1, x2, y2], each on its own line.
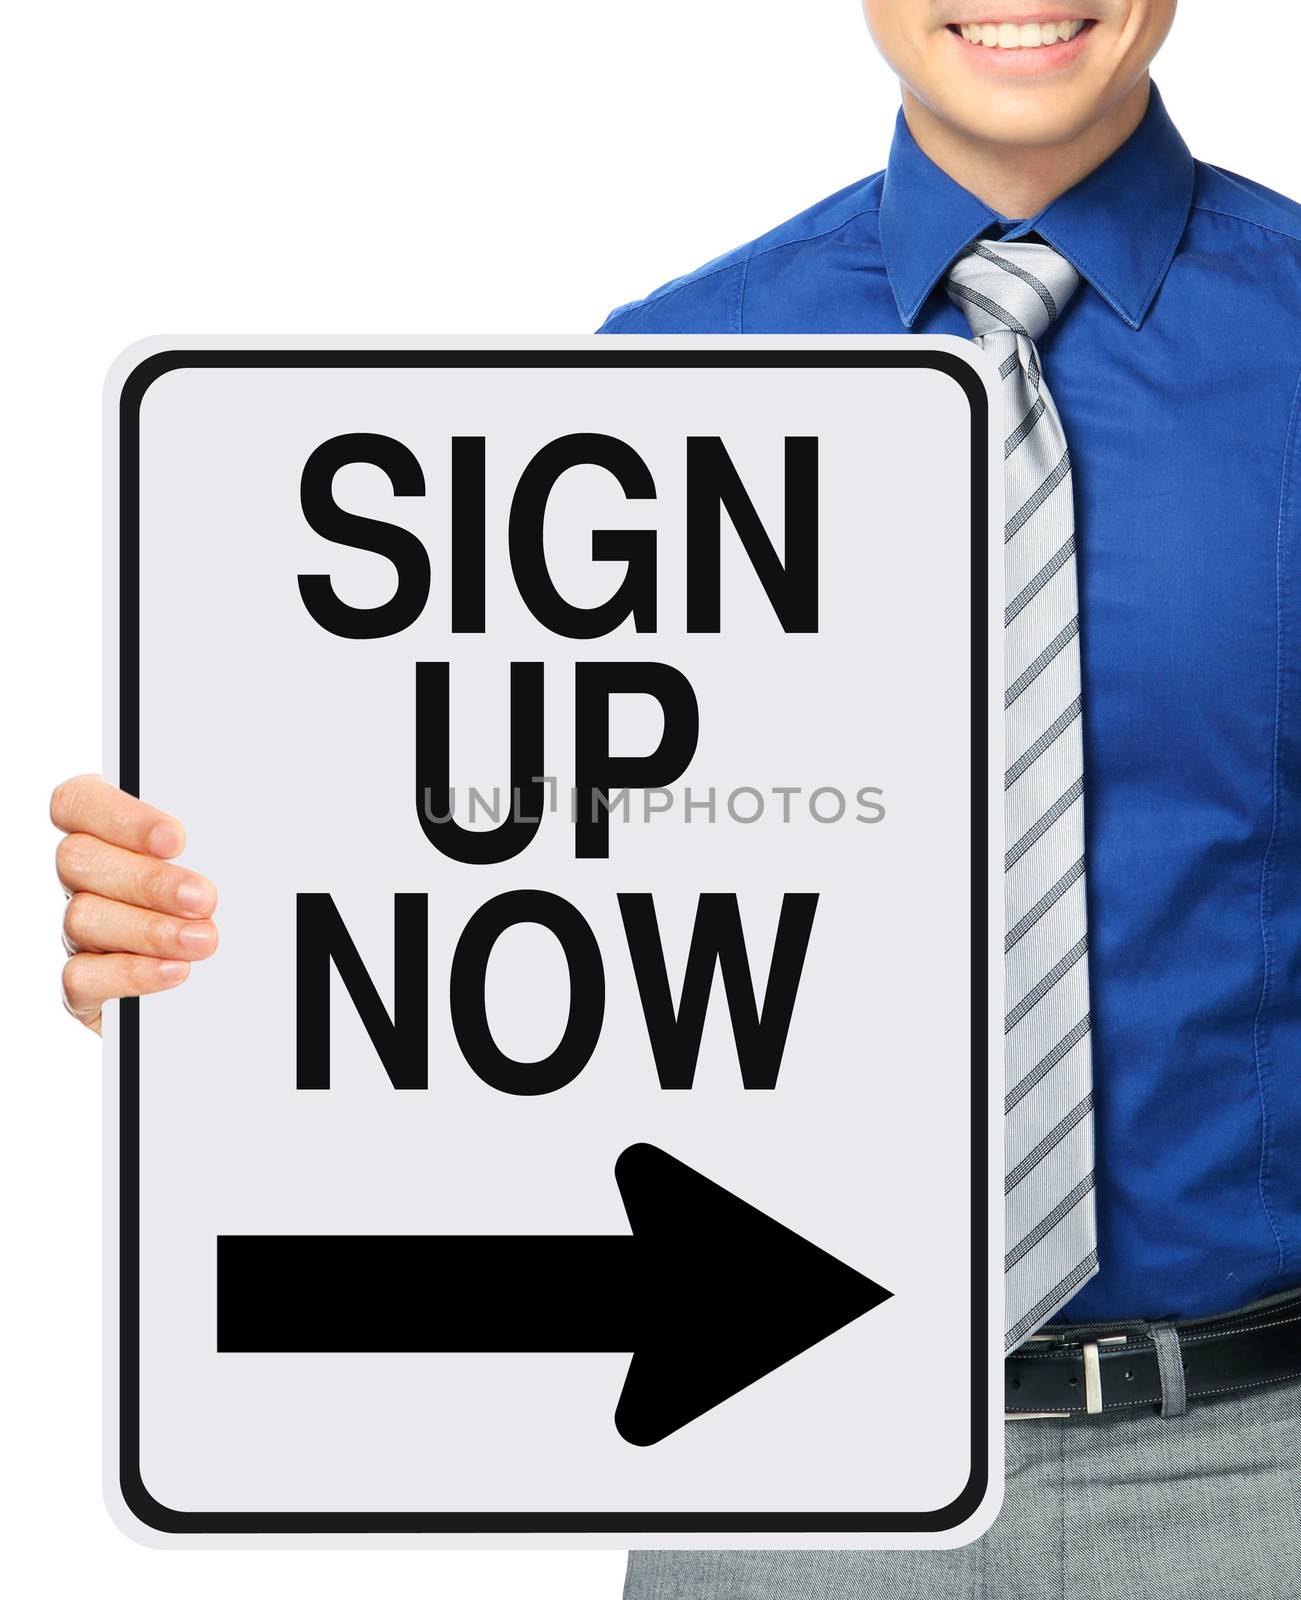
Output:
[900, 76, 1150, 219]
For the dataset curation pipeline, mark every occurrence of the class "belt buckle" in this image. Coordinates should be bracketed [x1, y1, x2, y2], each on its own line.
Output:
[1005, 1333, 1128, 1421]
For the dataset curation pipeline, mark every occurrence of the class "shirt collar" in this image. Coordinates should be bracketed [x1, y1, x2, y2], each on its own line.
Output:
[878, 79, 1195, 330]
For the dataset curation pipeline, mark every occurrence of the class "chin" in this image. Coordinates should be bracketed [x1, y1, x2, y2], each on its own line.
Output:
[925, 75, 1116, 148]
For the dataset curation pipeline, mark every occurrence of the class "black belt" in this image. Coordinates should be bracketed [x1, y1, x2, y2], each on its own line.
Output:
[1004, 1291, 1301, 1419]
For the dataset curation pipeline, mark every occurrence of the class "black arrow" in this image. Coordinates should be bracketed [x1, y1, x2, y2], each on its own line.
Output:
[217, 1142, 891, 1446]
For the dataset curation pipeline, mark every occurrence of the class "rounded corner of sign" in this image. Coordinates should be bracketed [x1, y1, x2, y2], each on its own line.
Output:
[914, 338, 1000, 404]
[105, 1456, 192, 1548]
[105, 338, 189, 421]
[918, 1460, 1004, 1551]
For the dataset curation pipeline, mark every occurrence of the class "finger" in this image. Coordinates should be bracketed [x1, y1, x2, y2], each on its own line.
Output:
[63, 891, 219, 961]
[55, 834, 217, 918]
[50, 774, 186, 859]
[62, 952, 190, 1027]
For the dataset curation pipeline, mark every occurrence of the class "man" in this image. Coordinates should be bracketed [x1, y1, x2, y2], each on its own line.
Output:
[51, 1, 1301, 1594]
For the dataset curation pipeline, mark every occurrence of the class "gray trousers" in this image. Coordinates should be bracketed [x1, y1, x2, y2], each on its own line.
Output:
[624, 1376, 1301, 1600]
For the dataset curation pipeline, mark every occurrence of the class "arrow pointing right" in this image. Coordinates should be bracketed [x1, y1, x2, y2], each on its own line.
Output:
[610, 1143, 891, 1445]
[217, 1142, 891, 1446]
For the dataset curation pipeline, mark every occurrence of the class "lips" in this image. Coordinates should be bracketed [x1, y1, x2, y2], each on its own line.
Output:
[945, 17, 1097, 71]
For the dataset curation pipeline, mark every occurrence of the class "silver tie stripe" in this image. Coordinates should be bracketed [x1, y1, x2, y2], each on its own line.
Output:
[946, 240, 1099, 1351]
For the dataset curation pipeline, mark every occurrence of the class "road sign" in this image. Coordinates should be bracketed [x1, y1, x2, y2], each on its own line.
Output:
[105, 337, 1002, 1547]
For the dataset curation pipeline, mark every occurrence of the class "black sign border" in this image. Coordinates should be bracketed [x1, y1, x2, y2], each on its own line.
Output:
[116, 346, 991, 1537]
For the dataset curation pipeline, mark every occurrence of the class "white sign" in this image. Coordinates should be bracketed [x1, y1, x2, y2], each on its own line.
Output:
[105, 337, 1002, 1548]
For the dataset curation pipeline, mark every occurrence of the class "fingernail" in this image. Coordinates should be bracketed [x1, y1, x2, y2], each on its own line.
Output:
[177, 922, 217, 955]
[175, 877, 212, 914]
[157, 960, 190, 984]
[146, 820, 185, 857]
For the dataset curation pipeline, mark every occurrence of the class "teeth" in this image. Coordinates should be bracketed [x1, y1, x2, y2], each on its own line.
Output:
[957, 19, 1085, 46]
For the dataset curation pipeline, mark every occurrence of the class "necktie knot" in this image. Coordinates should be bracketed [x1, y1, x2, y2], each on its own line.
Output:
[946, 239, 1080, 346]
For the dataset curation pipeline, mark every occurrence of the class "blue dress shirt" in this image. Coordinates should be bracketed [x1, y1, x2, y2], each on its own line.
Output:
[597, 83, 1301, 1324]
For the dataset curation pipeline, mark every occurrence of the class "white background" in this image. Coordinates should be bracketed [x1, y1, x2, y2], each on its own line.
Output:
[3, 2, 1296, 1596]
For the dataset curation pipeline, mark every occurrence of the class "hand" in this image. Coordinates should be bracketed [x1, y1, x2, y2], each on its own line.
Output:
[50, 774, 219, 1034]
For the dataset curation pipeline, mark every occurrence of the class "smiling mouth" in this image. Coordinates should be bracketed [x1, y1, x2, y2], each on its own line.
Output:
[947, 19, 1096, 49]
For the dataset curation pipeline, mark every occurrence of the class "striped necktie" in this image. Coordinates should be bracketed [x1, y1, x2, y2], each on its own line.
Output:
[946, 239, 1100, 1351]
